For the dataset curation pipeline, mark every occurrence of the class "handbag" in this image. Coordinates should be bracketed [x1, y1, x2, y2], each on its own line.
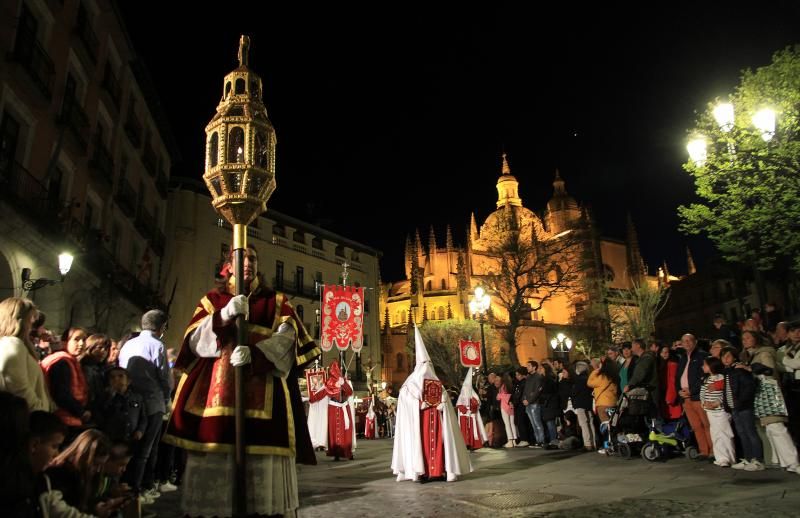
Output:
[754, 375, 788, 418]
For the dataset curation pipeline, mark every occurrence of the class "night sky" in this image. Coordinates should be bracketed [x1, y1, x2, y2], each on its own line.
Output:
[119, 3, 800, 281]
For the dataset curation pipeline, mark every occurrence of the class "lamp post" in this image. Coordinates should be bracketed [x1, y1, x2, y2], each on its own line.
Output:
[687, 102, 776, 312]
[549, 332, 572, 364]
[22, 252, 73, 291]
[202, 35, 276, 517]
[469, 286, 491, 376]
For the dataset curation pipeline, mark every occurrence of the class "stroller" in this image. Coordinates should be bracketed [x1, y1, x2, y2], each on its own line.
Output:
[640, 412, 699, 462]
[602, 388, 651, 459]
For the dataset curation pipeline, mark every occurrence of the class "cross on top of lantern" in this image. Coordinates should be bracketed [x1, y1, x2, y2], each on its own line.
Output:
[203, 35, 277, 226]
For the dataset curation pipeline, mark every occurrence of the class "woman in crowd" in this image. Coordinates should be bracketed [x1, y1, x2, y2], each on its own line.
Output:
[739, 330, 800, 474]
[81, 333, 112, 426]
[618, 342, 637, 392]
[588, 357, 619, 453]
[42, 327, 91, 435]
[538, 363, 560, 447]
[44, 428, 115, 515]
[571, 361, 597, 451]
[0, 297, 54, 412]
[0, 391, 36, 517]
[511, 367, 531, 447]
[496, 372, 517, 448]
[658, 345, 682, 421]
[720, 346, 764, 471]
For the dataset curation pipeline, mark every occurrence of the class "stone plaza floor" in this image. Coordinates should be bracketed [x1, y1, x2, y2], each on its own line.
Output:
[149, 438, 800, 517]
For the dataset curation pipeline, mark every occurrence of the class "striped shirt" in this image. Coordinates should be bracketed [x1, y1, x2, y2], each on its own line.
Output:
[700, 374, 730, 413]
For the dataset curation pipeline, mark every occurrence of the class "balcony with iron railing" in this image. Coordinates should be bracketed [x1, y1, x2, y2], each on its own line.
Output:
[101, 63, 122, 109]
[124, 113, 142, 148]
[9, 27, 55, 99]
[58, 97, 90, 153]
[73, 5, 99, 63]
[88, 137, 113, 189]
[142, 144, 157, 177]
[0, 159, 62, 221]
[115, 180, 137, 219]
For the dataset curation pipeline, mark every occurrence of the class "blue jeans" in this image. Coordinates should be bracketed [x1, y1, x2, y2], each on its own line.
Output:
[732, 408, 764, 462]
[545, 419, 558, 444]
[525, 403, 546, 445]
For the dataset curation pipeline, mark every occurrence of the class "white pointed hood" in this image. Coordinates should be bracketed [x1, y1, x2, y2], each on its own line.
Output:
[456, 368, 476, 408]
[414, 325, 431, 366]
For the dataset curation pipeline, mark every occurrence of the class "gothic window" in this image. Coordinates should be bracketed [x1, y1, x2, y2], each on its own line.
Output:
[228, 127, 244, 164]
[225, 82, 231, 98]
[437, 307, 445, 320]
[441, 279, 446, 290]
[235, 78, 245, 95]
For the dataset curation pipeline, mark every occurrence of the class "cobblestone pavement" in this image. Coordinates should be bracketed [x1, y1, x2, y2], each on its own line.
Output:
[149, 438, 800, 517]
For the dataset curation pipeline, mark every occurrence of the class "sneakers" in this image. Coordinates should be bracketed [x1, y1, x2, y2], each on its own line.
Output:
[144, 488, 161, 499]
[159, 482, 178, 492]
[597, 448, 608, 455]
[503, 441, 514, 448]
[139, 493, 156, 506]
[786, 464, 800, 474]
[744, 460, 765, 472]
[529, 443, 543, 449]
[731, 459, 749, 470]
[713, 460, 731, 467]
[516, 440, 530, 447]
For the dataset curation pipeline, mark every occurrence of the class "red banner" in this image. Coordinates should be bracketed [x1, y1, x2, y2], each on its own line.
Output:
[320, 285, 364, 352]
[459, 339, 482, 368]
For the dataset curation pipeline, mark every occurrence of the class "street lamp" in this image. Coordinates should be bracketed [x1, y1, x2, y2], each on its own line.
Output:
[549, 332, 572, 363]
[22, 252, 74, 291]
[469, 286, 491, 375]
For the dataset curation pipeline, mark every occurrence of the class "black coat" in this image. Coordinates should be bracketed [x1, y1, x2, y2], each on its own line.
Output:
[571, 372, 593, 410]
[102, 389, 147, 442]
[724, 363, 756, 411]
[540, 376, 561, 421]
[675, 348, 708, 402]
[558, 378, 574, 411]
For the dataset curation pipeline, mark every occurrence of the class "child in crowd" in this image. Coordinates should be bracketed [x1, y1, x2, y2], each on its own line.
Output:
[102, 367, 147, 443]
[558, 410, 582, 450]
[701, 356, 736, 467]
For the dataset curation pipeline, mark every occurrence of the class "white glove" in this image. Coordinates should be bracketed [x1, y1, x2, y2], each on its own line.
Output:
[436, 403, 445, 411]
[221, 295, 248, 322]
[230, 345, 251, 367]
[421, 401, 430, 410]
[336, 378, 344, 387]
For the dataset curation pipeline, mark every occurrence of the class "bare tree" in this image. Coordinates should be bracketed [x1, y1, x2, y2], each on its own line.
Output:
[476, 215, 585, 366]
[406, 319, 481, 391]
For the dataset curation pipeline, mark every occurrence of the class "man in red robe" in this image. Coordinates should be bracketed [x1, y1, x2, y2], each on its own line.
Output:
[162, 244, 320, 517]
[310, 361, 353, 461]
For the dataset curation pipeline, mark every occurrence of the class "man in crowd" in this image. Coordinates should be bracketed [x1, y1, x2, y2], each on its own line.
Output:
[522, 361, 545, 448]
[676, 333, 713, 461]
[162, 245, 320, 517]
[780, 321, 800, 446]
[626, 338, 660, 416]
[118, 309, 171, 503]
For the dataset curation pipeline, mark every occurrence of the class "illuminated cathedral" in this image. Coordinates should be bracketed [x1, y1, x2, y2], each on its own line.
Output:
[379, 154, 657, 384]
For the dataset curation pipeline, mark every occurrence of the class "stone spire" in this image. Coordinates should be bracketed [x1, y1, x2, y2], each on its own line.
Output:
[501, 152, 512, 175]
[626, 213, 646, 281]
[415, 228, 424, 257]
[383, 306, 390, 332]
[404, 234, 412, 279]
[553, 168, 566, 195]
[428, 225, 437, 255]
[446, 224, 454, 250]
[470, 212, 478, 242]
[686, 246, 697, 275]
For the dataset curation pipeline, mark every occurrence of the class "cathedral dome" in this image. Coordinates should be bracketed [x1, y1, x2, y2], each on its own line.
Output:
[480, 204, 546, 242]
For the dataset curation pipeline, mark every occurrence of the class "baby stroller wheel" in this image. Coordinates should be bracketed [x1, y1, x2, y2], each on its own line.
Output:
[618, 443, 632, 459]
[684, 445, 699, 460]
[641, 442, 660, 462]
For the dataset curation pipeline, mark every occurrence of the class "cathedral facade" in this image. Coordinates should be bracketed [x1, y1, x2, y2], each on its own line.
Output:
[379, 155, 653, 385]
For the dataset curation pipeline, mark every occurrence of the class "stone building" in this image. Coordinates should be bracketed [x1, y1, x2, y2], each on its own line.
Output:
[0, 0, 177, 336]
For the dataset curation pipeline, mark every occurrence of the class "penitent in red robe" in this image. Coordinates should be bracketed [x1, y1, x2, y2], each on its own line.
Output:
[310, 368, 353, 459]
[421, 379, 445, 478]
[457, 399, 483, 450]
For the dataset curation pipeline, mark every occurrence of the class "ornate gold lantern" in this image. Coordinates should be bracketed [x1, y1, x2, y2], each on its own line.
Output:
[204, 35, 276, 229]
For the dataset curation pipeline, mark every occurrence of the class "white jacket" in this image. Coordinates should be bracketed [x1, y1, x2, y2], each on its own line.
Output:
[0, 336, 54, 411]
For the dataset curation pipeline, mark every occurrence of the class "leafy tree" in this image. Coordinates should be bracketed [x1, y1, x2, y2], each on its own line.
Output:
[680, 46, 800, 282]
[477, 214, 584, 367]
